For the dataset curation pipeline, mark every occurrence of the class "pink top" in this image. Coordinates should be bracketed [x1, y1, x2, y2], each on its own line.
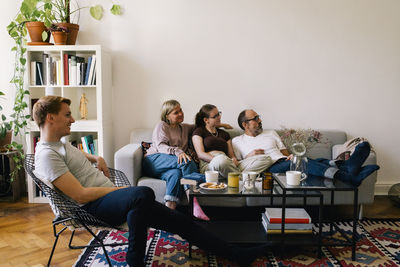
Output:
[146, 121, 195, 157]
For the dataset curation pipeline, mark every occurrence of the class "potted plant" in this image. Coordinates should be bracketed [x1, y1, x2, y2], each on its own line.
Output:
[51, 0, 122, 45]
[8, 0, 54, 44]
[0, 91, 25, 182]
[0, 92, 13, 151]
[48, 23, 69, 45]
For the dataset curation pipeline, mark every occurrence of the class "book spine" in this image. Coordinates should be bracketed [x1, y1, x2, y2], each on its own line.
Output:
[30, 61, 36, 85]
[268, 218, 311, 224]
[87, 55, 96, 85]
[63, 53, 69, 85]
[85, 56, 92, 85]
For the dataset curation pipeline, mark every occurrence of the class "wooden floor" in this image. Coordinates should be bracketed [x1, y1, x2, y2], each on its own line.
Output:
[0, 196, 398, 267]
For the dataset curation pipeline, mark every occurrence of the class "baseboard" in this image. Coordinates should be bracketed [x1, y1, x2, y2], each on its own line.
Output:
[375, 183, 393, 195]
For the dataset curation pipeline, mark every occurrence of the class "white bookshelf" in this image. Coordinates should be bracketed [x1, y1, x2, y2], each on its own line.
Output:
[25, 45, 113, 203]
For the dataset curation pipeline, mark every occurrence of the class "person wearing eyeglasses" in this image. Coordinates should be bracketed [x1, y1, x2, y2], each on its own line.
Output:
[192, 104, 239, 178]
[143, 100, 232, 221]
[232, 109, 380, 186]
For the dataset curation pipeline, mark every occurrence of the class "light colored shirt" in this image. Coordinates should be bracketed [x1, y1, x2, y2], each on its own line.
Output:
[146, 121, 195, 157]
[35, 139, 114, 205]
[232, 130, 287, 162]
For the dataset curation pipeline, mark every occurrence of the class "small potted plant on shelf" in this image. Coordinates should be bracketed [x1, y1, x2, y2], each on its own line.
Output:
[7, 0, 53, 45]
[51, 0, 122, 45]
[48, 24, 69, 45]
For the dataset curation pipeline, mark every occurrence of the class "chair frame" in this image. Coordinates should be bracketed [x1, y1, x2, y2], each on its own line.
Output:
[24, 154, 130, 267]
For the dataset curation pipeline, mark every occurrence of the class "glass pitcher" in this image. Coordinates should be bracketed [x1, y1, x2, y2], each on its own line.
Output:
[290, 143, 308, 181]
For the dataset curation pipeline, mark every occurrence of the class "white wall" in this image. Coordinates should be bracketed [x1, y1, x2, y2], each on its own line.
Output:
[2, 1, 399, 192]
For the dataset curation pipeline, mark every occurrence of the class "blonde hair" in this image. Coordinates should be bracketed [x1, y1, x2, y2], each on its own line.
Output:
[161, 100, 180, 123]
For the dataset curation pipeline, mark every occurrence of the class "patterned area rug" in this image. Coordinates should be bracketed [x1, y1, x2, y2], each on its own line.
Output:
[74, 219, 400, 267]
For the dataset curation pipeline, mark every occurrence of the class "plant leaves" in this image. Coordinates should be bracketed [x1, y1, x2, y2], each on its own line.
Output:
[42, 31, 48, 41]
[110, 5, 122, 15]
[90, 5, 103, 21]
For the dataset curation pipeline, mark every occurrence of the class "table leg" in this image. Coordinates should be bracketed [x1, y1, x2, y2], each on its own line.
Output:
[351, 188, 359, 261]
[188, 192, 193, 259]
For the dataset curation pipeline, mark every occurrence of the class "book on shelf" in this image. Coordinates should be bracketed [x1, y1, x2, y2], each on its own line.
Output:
[69, 56, 77, 86]
[261, 213, 312, 230]
[264, 208, 311, 224]
[84, 56, 92, 85]
[64, 53, 69, 85]
[87, 55, 96, 85]
[261, 219, 312, 234]
[180, 173, 206, 185]
[81, 135, 94, 154]
[36, 62, 43, 85]
[30, 61, 36, 85]
[93, 139, 98, 156]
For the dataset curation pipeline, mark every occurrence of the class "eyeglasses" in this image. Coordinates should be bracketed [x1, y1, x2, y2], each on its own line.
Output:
[245, 115, 261, 122]
[209, 111, 222, 119]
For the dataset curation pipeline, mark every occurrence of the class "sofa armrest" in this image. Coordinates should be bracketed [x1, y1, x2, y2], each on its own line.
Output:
[114, 144, 143, 186]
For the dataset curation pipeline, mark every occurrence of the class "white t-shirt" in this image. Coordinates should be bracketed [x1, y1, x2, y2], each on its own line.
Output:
[232, 130, 287, 162]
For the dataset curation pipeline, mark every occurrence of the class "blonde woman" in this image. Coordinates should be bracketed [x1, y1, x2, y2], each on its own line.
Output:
[143, 100, 209, 220]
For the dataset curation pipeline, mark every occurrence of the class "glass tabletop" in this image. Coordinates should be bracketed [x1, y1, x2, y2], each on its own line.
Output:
[273, 173, 355, 191]
[189, 180, 274, 197]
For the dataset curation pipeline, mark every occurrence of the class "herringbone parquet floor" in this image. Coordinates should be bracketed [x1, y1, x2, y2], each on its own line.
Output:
[0, 196, 398, 266]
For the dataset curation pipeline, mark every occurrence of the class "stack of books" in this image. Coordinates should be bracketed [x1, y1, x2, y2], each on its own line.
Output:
[262, 208, 312, 234]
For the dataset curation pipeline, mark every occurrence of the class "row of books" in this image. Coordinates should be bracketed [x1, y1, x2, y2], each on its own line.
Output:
[30, 54, 97, 86]
[71, 135, 98, 156]
[32, 135, 98, 156]
[262, 208, 312, 234]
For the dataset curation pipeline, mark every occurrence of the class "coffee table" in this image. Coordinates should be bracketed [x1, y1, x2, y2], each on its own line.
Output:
[272, 173, 359, 260]
[188, 179, 324, 258]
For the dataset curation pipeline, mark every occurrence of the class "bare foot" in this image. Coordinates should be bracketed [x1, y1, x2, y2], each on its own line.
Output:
[165, 201, 177, 209]
[193, 197, 210, 221]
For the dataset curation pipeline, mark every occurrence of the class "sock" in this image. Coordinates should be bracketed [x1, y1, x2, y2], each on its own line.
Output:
[193, 197, 210, 221]
[340, 142, 371, 175]
[335, 165, 380, 186]
[324, 167, 338, 179]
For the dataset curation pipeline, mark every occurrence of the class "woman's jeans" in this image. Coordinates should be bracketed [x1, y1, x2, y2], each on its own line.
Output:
[142, 153, 199, 202]
[82, 186, 236, 267]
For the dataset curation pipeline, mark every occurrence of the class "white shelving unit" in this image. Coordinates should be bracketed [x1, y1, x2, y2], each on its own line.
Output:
[25, 45, 113, 203]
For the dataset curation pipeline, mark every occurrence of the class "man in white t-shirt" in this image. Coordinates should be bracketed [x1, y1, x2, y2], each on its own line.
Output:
[232, 109, 379, 186]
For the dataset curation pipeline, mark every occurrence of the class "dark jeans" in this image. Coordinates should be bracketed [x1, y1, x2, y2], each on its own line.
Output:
[82, 186, 234, 267]
[268, 157, 331, 177]
[142, 153, 200, 202]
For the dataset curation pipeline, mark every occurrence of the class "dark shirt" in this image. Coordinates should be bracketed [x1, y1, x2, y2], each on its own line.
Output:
[192, 127, 231, 155]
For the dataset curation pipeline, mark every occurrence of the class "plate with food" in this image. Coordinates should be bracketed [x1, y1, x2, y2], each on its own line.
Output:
[199, 182, 227, 191]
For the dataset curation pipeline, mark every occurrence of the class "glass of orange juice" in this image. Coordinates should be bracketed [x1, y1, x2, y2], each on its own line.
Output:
[228, 172, 240, 188]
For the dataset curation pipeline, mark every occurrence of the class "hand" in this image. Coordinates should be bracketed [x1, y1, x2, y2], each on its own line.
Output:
[177, 152, 191, 164]
[232, 157, 239, 167]
[218, 123, 233, 129]
[96, 156, 110, 177]
[286, 154, 294, 161]
[246, 149, 265, 158]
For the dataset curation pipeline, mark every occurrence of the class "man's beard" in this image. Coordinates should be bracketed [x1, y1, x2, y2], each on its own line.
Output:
[253, 122, 263, 136]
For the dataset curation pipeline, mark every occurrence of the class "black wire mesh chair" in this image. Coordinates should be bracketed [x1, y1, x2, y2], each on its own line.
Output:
[24, 154, 130, 267]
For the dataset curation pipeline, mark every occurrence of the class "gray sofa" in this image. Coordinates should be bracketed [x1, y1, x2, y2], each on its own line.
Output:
[114, 129, 377, 211]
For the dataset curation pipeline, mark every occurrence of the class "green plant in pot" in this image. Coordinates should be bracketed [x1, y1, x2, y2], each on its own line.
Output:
[48, 23, 69, 45]
[8, 0, 54, 44]
[0, 91, 26, 182]
[51, 0, 123, 45]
